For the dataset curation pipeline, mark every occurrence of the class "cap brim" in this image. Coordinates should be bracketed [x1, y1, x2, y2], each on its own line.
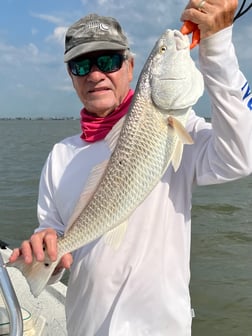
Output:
[64, 41, 128, 62]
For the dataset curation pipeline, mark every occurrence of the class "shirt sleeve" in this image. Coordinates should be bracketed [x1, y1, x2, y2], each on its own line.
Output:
[35, 149, 66, 284]
[187, 26, 252, 185]
[35, 149, 65, 236]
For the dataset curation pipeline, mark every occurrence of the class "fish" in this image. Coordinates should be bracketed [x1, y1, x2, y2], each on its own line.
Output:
[7, 29, 204, 297]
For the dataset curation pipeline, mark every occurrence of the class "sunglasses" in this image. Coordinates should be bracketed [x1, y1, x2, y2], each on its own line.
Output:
[68, 53, 128, 77]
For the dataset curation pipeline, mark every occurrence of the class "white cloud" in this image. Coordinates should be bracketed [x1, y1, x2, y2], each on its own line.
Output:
[0, 0, 251, 118]
[30, 12, 63, 25]
[46, 26, 68, 46]
[97, 0, 108, 5]
[27, 43, 39, 57]
[0, 40, 58, 69]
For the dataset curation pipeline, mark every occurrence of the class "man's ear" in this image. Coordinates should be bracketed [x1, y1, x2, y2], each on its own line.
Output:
[128, 57, 134, 83]
[67, 65, 75, 87]
[67, 64, 72, 77]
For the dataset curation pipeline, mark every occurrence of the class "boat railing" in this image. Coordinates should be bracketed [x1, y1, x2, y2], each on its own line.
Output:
[0, 252, 23, 336]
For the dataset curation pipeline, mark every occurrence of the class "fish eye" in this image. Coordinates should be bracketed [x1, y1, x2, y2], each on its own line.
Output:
[160, 45, 167, 53]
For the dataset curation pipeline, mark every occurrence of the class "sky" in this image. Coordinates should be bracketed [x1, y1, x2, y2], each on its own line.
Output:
[0, 0, 251, 119]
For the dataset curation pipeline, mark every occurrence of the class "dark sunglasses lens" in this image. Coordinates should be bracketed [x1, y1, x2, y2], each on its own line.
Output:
[70, 59, 91, 76]
[69, 54, 125, 76]
[97, 54, 123, 73]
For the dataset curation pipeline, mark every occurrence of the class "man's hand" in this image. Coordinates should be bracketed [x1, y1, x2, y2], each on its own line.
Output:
[9, 228, 73, 272]
[181, 0, 238, 41]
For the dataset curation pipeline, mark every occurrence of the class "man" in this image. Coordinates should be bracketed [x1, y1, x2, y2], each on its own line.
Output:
[10, 1, 252, 335]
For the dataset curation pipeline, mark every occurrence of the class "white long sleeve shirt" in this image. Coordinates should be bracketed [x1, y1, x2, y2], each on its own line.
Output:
[37, 27, 252, 336]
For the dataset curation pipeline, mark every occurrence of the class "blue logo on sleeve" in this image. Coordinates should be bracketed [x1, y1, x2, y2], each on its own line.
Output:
[241, 81, 252, 110]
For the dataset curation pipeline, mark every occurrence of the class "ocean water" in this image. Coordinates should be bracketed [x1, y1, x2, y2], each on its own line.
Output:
[0, 119, 252, 335]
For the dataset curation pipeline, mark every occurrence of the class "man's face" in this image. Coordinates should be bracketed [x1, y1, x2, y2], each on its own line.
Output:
[68, 51, 134, 117]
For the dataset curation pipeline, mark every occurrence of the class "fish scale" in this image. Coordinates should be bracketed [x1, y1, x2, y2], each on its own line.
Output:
[8, 29, 204, 297]
[62, 109, 170, 236]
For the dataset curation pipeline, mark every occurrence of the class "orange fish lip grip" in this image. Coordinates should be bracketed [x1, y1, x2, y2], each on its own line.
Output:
[180, 21, 200, 49]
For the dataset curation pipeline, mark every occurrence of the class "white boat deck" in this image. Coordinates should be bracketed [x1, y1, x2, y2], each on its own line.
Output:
[0, 246, 67, 335]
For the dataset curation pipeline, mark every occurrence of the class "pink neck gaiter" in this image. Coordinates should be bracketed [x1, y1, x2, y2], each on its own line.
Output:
[80, 89, 134, 143]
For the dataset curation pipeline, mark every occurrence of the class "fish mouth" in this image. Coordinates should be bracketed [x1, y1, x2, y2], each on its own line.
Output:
[174, 30, 189, 50]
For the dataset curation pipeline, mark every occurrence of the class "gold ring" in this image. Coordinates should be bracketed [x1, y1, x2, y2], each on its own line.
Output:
[197, 0, 205, 10]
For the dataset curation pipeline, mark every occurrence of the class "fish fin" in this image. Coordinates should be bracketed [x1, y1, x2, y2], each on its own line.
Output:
[171, 140, 184, 172]
[66, 160, 109, 233]
[105, 115, 126, 152]
[7, 255, 58, 297]
[104, 220, 128, 250]
[168, 116, 193, 145]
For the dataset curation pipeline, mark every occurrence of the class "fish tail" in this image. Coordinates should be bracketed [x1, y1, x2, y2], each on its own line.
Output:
[7, 255, 58, 297]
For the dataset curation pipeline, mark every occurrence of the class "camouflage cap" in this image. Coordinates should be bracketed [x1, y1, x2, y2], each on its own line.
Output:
[64, 13, 129, 62]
